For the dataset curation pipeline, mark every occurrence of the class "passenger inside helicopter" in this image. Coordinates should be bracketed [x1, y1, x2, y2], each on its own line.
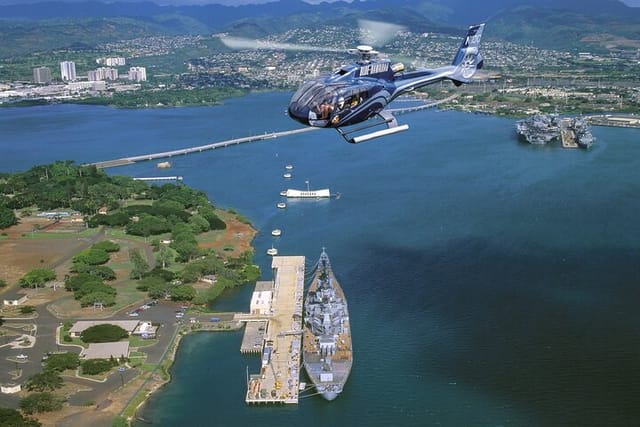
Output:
[289, 79, 373, 127]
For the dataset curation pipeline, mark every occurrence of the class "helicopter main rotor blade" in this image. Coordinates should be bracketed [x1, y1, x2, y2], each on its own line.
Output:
[219, 36, 342, 52]
[358, 19, 405, 47]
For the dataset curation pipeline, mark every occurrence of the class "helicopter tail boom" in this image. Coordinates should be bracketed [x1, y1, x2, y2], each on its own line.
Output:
[449, 23, 485, 85]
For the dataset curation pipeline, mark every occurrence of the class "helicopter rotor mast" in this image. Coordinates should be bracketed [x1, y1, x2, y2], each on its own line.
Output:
[347, 45, 380, 64]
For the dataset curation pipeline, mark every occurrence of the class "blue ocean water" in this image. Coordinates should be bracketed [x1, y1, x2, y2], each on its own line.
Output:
[2, 93, 640, 426]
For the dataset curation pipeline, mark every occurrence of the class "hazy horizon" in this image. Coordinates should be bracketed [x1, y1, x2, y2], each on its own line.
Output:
[0, 0, 637, 7]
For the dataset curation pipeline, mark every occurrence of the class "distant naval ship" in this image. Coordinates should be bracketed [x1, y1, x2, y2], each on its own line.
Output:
[516, 114, 594, 148]
[303, 249, 352, 401]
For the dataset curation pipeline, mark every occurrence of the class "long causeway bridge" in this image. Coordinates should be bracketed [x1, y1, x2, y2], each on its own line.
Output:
[89, 127, 319, 169]
[89, 95, 459, 170]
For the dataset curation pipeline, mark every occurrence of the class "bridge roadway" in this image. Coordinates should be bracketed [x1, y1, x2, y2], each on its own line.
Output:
[89, 127, 319, 169]
[89, 95, 459, 170]
[388, 94, 459, 115]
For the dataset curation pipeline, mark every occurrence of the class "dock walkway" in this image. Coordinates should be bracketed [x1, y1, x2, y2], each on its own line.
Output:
[245, 256, 305, 404]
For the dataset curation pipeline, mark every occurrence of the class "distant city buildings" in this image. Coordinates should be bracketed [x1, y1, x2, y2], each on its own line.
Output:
[60, 61, 77, 81]
[33, 66, 52, 84]
[128, 66, 147, 82]
[68, 81, 106, 92]
[88, 67, 119, 81]
[96, 57, 126, 67]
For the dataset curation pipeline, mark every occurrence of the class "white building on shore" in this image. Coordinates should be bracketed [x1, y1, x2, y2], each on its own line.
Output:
[128, 66, 147, 82]
[60, 61, 77, 81]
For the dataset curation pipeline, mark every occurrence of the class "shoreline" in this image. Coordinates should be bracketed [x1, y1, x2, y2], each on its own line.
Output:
[127, 320, 244, 423]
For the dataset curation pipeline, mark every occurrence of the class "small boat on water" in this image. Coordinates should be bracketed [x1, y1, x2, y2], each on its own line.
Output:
[283, 173, 292, 179]
[271, 229, 282, 237]
[267, 246, 278, 256]
[280, 190, 287, 197]
[285, 164, 294, 170]
[277, 202, 286, 209]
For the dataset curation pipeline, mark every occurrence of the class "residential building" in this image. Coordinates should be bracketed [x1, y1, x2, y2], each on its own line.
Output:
[88, 67, 119, 81]
[128, 66, 147, 82]
[60, 61, 77, 81]
[33, 66, 52, 84]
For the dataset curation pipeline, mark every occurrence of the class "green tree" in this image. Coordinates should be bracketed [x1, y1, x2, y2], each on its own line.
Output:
[126, 214, 170, 236]
[80, 324, 128, 343]
[25, 369, 64, 392]
[188, 214, 210, 234]
[0, 206, 18, 229]
[45, 352, 80, 372]
[81, 358, 117, 375]
[170, 284, 196, 302]
[19, 392, 65, 415]
[0, 407, 42, 427]
[0, 277, 7, 288]
[72, 248, 110, 266]
[129, 248, 149, 280]
[79, 291, 116, 307]
[156, 244, 176, 269]
[91, 240, 120, 252]
[72, 280, 116, 301]
[19, 268, 55, 288]
[70, 264, 116, 281]
[19, 305, 36, 315]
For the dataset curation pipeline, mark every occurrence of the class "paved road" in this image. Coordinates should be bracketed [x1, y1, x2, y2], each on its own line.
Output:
[0, 299, 185, 409]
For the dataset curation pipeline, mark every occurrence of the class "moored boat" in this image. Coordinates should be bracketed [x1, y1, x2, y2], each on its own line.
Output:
[303, 249, 352, 401]
[271, 229, 282, 237]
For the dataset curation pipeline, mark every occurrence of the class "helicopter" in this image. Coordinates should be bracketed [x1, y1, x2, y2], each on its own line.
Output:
[224, 23, 485, 143]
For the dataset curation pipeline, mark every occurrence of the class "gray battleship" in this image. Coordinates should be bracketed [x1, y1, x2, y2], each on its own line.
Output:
[516, 114, 594, 148]
[303, 249, 352, 401]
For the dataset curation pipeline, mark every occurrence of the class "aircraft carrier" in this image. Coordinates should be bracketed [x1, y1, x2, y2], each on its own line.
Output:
[303, 249, 352, 401]
[516, 114, 594, 148]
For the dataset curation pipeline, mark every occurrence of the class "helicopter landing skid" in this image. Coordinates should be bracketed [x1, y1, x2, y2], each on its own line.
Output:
[336, 111, 409, 144]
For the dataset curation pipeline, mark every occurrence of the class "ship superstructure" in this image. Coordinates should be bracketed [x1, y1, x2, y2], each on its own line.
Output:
[516, 114, 594, 148]
[303, 249, 352, 401]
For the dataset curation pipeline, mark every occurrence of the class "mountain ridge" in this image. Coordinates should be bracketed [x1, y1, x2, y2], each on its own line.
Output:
[0, 0, 638, 52]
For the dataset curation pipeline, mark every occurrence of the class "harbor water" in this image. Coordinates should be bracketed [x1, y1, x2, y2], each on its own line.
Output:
[2, 93, 640, 426]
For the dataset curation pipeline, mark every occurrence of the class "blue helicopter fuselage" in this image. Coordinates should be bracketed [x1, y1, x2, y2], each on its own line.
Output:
[288, 60, 399, 128]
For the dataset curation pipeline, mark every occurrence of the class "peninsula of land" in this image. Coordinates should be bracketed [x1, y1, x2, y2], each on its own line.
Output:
[0, 162, 258, 427]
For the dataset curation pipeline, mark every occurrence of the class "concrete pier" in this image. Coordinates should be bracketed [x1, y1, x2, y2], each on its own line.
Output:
[244, 256, 305, 404]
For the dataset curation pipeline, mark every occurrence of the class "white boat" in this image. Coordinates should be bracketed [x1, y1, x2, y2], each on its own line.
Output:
[267, 246, 278, 256]
[280, 190, 287, 197]
[285, 164, 294, 170]
[285, 188, 330, 198]
[271, 229, 282, 237]
[277, 202, 286, 209]
[283, 173, 292, 178]
[286, 180, 330, 198]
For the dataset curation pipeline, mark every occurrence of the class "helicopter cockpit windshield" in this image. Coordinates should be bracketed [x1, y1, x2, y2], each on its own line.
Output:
[288, 80, 373, 127]
[288, 81, 346, 127]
